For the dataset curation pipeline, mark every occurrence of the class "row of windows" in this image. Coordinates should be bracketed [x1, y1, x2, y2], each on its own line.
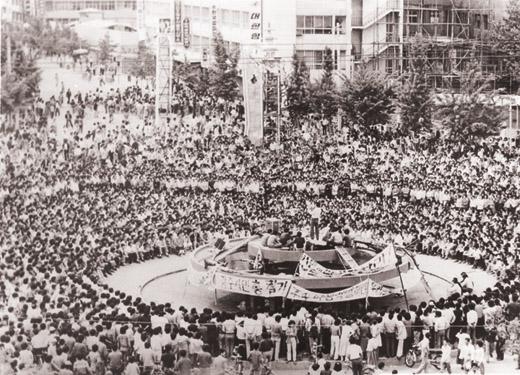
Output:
[44, 1, 135, 12]
[190, 34, 239, 54]
[296, 15, 346, 35]
[183, 5, 249, 29]
[406, 10, 489, 29]
[296, 49, 347, 70]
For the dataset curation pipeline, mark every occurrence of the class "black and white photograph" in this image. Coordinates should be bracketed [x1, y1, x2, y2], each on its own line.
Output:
[1, 1, 520, 375]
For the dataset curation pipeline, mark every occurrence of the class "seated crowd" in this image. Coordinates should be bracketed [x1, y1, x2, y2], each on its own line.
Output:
[1, 75, 520, 375]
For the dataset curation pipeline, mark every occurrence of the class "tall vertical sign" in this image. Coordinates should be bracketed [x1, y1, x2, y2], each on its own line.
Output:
[243, 1, 264, 145]
[183, 18, 191, 48]
[136, 0, 145, 41]
[174, 0, 182, 43]
[249, 6, 262, 42]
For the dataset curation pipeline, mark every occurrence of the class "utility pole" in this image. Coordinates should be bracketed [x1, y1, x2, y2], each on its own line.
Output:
[6, 23, 12, 74]
[276, 72, 281, 146]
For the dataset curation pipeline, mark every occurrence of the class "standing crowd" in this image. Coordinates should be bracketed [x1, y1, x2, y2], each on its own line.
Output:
[1, 63, 520, 375]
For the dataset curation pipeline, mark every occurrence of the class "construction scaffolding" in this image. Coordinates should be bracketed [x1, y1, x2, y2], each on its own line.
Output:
[401, 0, 495, 89]
[360, 0, 496, 88]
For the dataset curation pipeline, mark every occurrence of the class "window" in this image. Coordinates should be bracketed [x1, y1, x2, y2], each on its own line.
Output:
[430, 10, 439, 23]
[232, 10, 240, 27]
[483, 14, 489, 29]
[184, 5, 191, 19]
[407, 10, 418, 24]
[201, 7, 210, 22]
[296, 15, 333, 35]
[222, 9, 231, 25]
[296, 50, 325, 70]
[192, 6, 200, 21]
[241, 11, 249, 28]
[335, 16, 346, 34]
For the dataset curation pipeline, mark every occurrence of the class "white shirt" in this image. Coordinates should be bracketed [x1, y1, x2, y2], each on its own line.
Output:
[310, 207, 322, 219]
[346, 344, 363, 360]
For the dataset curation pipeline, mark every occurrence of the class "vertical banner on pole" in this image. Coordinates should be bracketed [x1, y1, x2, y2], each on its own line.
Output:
[136, 0, 146, 41]
[174, 0, 182, 43]
[243, 1, 263, 145]
[183, 18, 191, 48]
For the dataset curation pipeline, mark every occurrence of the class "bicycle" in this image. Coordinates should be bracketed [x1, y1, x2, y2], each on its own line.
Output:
[225, 348, 245, 375]
[404, 345, 442, 370]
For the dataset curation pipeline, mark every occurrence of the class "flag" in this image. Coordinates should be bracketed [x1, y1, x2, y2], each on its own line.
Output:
[253, 248, 263, 270]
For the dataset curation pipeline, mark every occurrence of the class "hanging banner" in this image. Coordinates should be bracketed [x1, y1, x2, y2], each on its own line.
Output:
[358, 244, 397, 271]
[174, 0, 182, 43]
[336, 247, 360, 270]
[188, 264, 217, 289]
[249, 2, 262, 42]
[213, 272, 291, 297]
[136, 0, 146, 41]
[296, 253, 354, 278]
[183, 18, 191, 48]
[286, 279, 393, 303]
[211, 5, 218, 38]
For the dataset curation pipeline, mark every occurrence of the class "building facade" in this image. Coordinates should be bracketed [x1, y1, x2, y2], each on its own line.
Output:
[1, 0, 25, 23]
[140, 0, 504, 81]
[41, 0, 136, 24]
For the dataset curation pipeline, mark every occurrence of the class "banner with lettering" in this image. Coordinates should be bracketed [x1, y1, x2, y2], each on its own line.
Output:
[358, 244, 397, 271]
[213, 271, 292, 297]
[296, 253, 352, 278]
[286, 279, 393, 303]
[188, 264, 217, 289]
[249, 2, 262, 42]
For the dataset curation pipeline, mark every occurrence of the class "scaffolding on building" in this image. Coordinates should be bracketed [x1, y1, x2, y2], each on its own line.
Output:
[362, 0, 496, 89]
[155, 34, 172, 125]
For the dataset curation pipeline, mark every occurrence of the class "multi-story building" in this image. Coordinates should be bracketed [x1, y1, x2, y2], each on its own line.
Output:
[41, 0, 136, 24]
[141, 0, 504, 81]
[1, 0, 24, 23]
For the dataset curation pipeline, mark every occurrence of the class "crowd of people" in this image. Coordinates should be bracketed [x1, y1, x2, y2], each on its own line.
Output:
[1, 60, 520, 375]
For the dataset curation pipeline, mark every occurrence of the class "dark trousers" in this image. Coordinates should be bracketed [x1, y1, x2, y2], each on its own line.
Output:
[384, 332, 396, 358]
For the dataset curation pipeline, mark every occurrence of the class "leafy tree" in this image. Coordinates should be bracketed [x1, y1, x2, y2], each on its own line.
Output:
[436, 60, 504, 138]
[98, 33, 116, 64]
[209, 32, 240, 101]
[340, 65, 395, 127]
[286, 53, 311, 125]
[310, 47, 339, 120]
[129, 41, 155, 78]
[490, 0, 520, 91]
[397, 37, 433, 133]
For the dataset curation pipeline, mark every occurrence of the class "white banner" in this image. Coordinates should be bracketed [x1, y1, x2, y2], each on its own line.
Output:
[336, 247, 360, 270]
[188, 265, 217, 289]
[286, 279, 393, 303]
[358, 244, 397, 271]
[296, 253, 352, 278]
[213, 272, 291, 297]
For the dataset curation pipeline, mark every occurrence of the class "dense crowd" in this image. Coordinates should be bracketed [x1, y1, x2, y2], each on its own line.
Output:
[1, 66, 520, 375]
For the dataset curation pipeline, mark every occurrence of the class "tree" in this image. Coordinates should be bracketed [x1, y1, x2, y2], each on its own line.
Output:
[397, 37, 434, 133]
[286, 53, 311, 125]
[98, 33, 116, 64]
[209, 32, 240, 101]
[129, 41, 156, 78]
[436, 60, 504, 138]
[340, 65, 395, 127]
[310, 47, 339, 120]
[490, 0, 520, 92]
